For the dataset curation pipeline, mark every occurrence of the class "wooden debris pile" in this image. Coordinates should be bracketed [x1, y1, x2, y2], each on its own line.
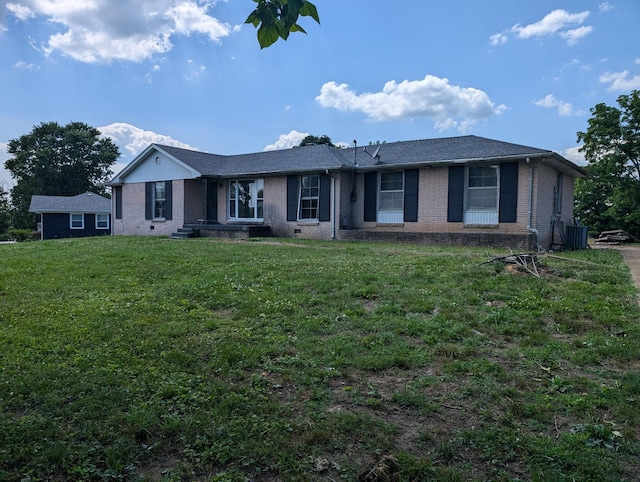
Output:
[595, 230, 639, 245]
[482, 253, 543, 277]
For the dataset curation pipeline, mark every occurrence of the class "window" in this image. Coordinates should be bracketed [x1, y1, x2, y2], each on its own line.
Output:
[154, 181, 166, 219]
[287, 174, 331, 222]
[96, 214, 109, 229]
[465, 166, 499, 224]
[145, 181, 172, 221]
[378, 171, 404, 223]
[298, 175, 319, 220]
[229, 179, 263, 220]
[70, 213, 84, 229]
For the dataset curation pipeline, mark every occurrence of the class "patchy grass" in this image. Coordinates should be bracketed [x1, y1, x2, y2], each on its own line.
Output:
[0, 237, 639, 481]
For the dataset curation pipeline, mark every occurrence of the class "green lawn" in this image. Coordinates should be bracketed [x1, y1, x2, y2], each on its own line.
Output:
[1, 237, 639, 481]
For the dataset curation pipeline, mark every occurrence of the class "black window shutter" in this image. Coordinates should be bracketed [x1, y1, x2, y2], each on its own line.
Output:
[404, 169, 419, 222]
[447, 166, 465, 222]
[287, 175, 299, 221]
[364, 172, 377, 222]
[145, 182, 153, 220]
[165, 180, 173, 221]
[499, 162, 518, 223]
[114, 186, 122, 219]
[319, 174, 331, 222]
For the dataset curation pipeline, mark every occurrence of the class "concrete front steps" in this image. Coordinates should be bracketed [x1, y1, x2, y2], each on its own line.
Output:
[171, 224, 273, 240]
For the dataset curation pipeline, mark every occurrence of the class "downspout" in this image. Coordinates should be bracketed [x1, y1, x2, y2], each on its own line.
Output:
[327, 169, 336, 240]
[526, 158, 539, 250]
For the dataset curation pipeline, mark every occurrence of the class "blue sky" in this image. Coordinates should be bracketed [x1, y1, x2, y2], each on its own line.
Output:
[1, 0, 639, 190]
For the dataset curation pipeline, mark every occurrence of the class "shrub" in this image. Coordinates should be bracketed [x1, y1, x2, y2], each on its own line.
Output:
[8, 228, 38, 242]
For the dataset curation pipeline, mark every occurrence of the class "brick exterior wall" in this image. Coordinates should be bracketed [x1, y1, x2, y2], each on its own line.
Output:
[114, 158, 578, 249]
[263, 176, 336, 240]
[112, 180, 185, 236]
[338, 165, 535, 249]
[184, 179, 205, 223]
[530, 162, 577, 249]
[340, 230, 537, 249]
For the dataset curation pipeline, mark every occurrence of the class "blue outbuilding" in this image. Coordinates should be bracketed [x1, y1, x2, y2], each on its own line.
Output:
[29, 192, 112, 240]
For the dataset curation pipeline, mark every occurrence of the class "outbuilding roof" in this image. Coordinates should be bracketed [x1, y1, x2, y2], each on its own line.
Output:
[29, 192, 111, 214]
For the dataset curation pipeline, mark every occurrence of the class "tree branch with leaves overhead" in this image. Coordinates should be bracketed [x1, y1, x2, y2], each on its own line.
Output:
[246, 0, 320, 49]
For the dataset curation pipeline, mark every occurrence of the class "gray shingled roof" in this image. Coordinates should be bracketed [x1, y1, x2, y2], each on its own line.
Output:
[123, 135, 584, 181]
[29, 192, 111, 213]
[158, 143, 349, 176]
[350, 136, 554, 168]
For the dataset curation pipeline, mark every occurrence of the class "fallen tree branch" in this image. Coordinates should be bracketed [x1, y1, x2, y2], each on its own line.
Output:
[481, 252, 542, 277]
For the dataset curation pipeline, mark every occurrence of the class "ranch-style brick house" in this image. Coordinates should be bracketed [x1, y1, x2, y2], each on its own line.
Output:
[108, 135, 587, 250]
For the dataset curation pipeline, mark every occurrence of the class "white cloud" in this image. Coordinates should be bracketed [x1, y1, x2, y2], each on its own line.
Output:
[599, 70, 640, 91]
[167, 1, 229, 42]
[534, 94, 585, 116]
[599, 2, 614, 12]
[489, 32, 508, 46]
[559, 26, 593, 45]
[6, 0, 233, 63]
[512, 10, 590, 39]
[563, 146, 587, 166]
[316, 75, 506, 133]
[6, 3, 35, 21]
[99, 122, 197, 157]
[184, 60, 206, 81]
[13, 60, 38, 70]
[492, 9, 592, 45]
[263, 130, 309, 151]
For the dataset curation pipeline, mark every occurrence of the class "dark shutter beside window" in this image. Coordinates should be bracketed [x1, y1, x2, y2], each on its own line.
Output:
[287, 175, 299, 221]
[404, 169, 419, 222]
[319, 174, 331, 222]
[114, 186, 122, 220]
[447, 166, 464, 222]
[363, 172, 377, 222]
[165, 180, 173, 221]
[145, 182, 153, 220]
[498, 163, 518, 223]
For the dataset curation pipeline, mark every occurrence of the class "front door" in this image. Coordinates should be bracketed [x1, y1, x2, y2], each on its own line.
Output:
[206, 179, 218, 222]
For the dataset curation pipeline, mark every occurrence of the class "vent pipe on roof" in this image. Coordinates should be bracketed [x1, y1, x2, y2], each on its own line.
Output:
[353, 140, 358, 167]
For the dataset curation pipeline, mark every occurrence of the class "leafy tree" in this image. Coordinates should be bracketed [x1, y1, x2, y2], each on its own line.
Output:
[5, 121, 120, 229]
[246, 0, 320, 49]
[298, 134, 335, 147]
[575, 90, 640, 237]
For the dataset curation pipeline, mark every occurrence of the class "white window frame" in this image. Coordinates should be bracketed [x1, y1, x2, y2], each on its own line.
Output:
[70, 213, 84, 229]
[378, 171, 404, 224]
[464, 165, 499, 225]
[153, 181, 166, 220]
[96, 214, 110, 230]
[298, 175, 320, 220]
[228, 179, 264, 221]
